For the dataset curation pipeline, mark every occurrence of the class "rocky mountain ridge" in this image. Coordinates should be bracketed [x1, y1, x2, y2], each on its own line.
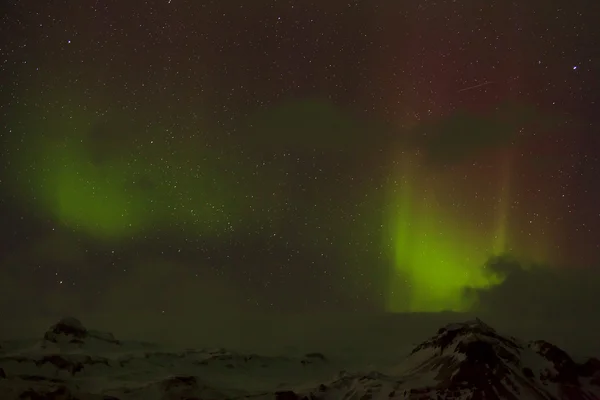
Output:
[0, 317, 598, 399]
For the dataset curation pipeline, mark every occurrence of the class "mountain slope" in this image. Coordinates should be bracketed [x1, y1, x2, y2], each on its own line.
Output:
[0, 317, 598, 399]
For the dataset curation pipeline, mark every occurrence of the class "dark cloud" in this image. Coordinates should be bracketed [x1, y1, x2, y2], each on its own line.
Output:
[457, 255, 600, 355]
[408, 101, 563, 165]
[242, 98, 383, 152]
[470, 255, 600, 326]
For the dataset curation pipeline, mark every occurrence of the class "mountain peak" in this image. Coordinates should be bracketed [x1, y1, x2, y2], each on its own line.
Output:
[1, 317, 599, 399]
[410, 317, 519, 357]
[403, 319, 600, 399]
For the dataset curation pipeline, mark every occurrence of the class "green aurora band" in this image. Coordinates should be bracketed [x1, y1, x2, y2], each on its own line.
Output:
[382, 102, 563, 312]
[4, 92, 260, 242]
[5, 88, 555, 313]
[385, 153, 507, 312]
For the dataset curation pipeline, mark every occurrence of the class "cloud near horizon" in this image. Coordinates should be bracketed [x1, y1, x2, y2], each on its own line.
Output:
[470, 256, 600, 321]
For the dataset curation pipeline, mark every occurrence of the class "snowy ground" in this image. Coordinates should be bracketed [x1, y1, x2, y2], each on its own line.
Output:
[1, 313, 598, 399]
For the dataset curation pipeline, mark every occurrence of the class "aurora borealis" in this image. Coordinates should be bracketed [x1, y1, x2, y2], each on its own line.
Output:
[1, 0, 599, 323]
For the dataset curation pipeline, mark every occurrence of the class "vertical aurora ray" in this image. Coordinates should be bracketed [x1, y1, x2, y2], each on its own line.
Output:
[491, 148, 554, 266]
[385, 154, 415, 312]
[385, 152, 505, 312]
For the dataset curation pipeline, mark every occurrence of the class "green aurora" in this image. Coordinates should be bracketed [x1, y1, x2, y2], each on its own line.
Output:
[4, 92, 553, 313]
[381, 103, 560, 312]
[385, 153, 510, 313]
[3, 93, 266, 242]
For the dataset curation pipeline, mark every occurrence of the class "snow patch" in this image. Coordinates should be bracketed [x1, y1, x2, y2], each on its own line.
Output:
[0, 317, 598, 399]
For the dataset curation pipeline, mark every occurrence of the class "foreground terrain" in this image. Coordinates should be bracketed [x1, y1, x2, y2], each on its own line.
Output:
[1, 317, 599, 399]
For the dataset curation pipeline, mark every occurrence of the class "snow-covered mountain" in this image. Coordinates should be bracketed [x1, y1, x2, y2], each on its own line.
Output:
[1, 317, 598, 399]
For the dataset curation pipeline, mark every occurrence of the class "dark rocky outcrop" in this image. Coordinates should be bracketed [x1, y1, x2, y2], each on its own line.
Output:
[43, 317, 87, 344]
[42, 317, 120, 348]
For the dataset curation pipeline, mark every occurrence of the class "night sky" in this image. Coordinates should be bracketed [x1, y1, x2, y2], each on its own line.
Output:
[1, 0, 599, 327]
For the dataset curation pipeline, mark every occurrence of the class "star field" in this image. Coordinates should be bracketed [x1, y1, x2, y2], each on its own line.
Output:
[0, 0, 599, 318]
